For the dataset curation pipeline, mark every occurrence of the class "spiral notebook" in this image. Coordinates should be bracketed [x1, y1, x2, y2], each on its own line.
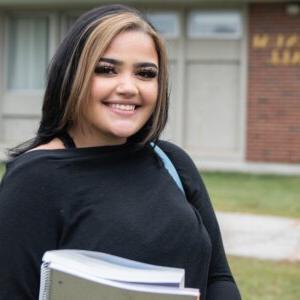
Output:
[39, 250, 200, 300]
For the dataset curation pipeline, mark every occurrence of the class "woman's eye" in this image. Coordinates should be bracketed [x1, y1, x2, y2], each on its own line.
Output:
[94, 65, 116, 75]
[137, 69, 158, 79]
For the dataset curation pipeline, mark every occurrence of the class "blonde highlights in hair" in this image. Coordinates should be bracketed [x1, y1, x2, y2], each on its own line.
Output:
[61, 11, 168, 144]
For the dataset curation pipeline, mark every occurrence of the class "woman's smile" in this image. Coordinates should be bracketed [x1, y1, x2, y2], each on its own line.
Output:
[102, 100, 140, 115]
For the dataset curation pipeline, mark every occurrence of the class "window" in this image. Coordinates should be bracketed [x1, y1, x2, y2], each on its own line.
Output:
[187, 11, 242, 39]
[7, 15, 49, 90]
[146, 12, 179, 39]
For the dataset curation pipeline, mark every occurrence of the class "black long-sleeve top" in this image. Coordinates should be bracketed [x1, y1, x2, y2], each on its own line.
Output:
[0, 140, 241, 300]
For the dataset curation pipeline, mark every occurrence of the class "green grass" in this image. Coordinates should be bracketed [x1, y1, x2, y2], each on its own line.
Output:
[228, 256, 300, 300]
[0, 163, 4, 178]
[200, 172, 300, 299]
[201, 172, 300, 219]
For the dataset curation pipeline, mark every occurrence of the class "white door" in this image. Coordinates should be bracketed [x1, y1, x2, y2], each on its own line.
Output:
[183, 11, 244, 161]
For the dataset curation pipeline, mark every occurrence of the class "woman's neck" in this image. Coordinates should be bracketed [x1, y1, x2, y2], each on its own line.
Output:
[68, 126, 127, 148]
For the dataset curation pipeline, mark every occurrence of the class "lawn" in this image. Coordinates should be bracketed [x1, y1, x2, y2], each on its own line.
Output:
[199, 171, 300, 299]
[0, 163, 4, 178]
[201, 171, 300, 219]
[228, 256, 300, 300]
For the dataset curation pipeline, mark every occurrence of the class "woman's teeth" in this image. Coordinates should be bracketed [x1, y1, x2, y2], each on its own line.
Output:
[109, 103, 136, 111]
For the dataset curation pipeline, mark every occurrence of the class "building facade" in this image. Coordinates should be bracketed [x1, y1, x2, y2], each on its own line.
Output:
[0, 0, 299, 173]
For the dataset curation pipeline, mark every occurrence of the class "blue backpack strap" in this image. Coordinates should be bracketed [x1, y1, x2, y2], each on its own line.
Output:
[151, 143, 186, 197]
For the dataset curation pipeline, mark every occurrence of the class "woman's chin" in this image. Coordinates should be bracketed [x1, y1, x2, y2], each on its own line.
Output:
[110, 128, 139, 140]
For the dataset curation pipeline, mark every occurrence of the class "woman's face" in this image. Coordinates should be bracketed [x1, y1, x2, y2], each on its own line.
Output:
[76, 30, 159, 147]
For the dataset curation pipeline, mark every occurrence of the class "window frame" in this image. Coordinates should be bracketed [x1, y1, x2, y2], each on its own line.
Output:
[187, 10, 242, 40]
[145, 11, 180, 40]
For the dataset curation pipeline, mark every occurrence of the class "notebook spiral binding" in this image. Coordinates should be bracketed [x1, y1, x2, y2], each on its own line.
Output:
[39, 262, 51, 300]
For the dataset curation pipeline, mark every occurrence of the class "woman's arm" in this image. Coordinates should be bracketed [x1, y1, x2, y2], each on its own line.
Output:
[157, 141, 241, 300]
[0, 158, 61, 299]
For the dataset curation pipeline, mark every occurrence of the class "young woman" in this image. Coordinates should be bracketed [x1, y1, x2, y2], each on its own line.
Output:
[0, 4, 241, 300]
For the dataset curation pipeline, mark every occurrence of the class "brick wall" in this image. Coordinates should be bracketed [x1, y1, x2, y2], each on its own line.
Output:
[247, 3, 300, 163]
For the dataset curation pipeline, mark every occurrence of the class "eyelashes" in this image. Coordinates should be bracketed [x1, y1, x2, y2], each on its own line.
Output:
[94, 65, 116, 75]
[94, 64, 158, 79]
[137, 69, 157, 79]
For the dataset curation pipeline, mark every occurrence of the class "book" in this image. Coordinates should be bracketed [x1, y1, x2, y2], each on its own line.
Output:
[39, 249, 200, 300]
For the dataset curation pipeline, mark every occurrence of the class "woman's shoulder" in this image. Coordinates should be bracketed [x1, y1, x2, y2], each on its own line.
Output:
[0, 142, 64, 218]
[156, 140, 204, 188]
[156, 140, 196, 169]
[156, 141, 209, 208]
[3, 139, 65, 183]
[27, 137, 65, 152]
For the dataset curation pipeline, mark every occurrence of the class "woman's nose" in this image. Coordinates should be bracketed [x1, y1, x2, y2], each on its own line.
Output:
[115, 75, 138, 97]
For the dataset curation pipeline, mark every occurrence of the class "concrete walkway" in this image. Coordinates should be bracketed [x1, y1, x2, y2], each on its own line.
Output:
[216, 212, 300, 262]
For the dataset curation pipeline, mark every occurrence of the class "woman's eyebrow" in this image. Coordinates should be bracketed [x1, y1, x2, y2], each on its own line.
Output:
[99, 57, 122, 65]
[99, 57, 158, 69]
[135, 62, 158, 69]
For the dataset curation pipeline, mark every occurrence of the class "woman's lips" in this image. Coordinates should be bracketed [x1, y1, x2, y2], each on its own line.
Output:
[104, 102, 139, 116]
[108, 103, 135, 111]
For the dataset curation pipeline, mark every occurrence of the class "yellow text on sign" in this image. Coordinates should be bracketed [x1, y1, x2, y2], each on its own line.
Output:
[252, 34, 300, 65]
